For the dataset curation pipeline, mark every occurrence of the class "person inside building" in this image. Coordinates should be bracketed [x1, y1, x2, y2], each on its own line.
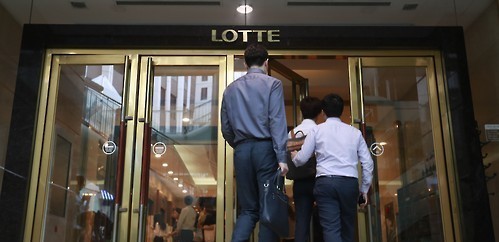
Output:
[168, 208, 182, 242]
[167, 195, 197, 242]
[152, 208, 167, 242]
[200, 204, 216, 242]
[291, 93, 374, 242]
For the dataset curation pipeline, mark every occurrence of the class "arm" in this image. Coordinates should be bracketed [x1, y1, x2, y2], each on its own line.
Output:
[357, 133, 374, 205]
[174, 208, 187, 234]
[268, 80, 289, 175]
[221, 96, 236, 147]
[292, 128, 316, 166]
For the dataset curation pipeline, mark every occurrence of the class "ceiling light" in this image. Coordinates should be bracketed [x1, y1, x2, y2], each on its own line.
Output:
[162, 163, 168, 167]
[237, 4, 253, 14]
[168, 171, 174, 175]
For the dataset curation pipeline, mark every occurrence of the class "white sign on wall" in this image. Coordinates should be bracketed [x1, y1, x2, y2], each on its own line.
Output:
[484, 124, 499, 142]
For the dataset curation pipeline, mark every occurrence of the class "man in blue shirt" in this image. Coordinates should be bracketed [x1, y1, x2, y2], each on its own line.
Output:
[221, 43, 289, 242]
[291, 93, 374, 242]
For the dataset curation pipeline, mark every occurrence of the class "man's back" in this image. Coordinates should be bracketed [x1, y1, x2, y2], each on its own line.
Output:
[221, 43, 289, 242]
[221, 68, 287, 162]
[313, 118, 365, 177]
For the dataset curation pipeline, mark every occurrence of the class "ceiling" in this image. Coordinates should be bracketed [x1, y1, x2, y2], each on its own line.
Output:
[0, 0, 493, 28]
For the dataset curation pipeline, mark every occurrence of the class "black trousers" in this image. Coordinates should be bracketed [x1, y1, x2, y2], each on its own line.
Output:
[313, 176, 358, 242]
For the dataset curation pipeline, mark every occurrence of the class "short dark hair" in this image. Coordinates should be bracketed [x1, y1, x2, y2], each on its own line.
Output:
[244, 43, 268, 67]
[184, 195, 193, 205]
[322, 93, 344, 118]
[300, 97, 322, 119]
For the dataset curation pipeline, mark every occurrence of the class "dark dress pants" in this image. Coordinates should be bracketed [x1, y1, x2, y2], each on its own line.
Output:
[293, 177, 315, 242]
[179, 229, 193, 242]
[231, 140, 280, 242]
[153, 236, 164, 242]
[313, 176, 358, 242]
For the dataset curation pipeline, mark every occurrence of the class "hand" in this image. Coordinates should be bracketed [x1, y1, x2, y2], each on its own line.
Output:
[290, 150, 298, 159]
[358, 193, 368, 208]
[278, 162, 288, 176]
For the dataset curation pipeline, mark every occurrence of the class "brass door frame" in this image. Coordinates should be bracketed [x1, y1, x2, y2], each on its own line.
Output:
[26, 49, 458, 242]
[132, 56, 228, 241]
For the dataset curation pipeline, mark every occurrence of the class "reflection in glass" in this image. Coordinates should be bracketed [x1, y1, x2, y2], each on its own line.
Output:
[362, 66, 443, 242]
[44, 65, 123, 242]
[146, 65, 219, 241]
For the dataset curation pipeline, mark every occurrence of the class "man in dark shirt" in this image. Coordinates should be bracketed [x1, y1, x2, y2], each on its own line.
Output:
[221, 43, 289, 242]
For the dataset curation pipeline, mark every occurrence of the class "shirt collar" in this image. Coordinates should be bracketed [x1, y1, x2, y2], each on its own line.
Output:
[247, 67, 266, 74]
[301, 119, 317, 125]
[326, 117, 342, 123]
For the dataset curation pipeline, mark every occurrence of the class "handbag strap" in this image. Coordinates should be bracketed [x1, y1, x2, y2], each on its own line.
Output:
[274, 169, 286, 193]
[290, 130, 304, 139]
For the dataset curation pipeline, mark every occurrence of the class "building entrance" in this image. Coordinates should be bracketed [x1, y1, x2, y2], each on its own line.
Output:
[26, 50, 453, 242]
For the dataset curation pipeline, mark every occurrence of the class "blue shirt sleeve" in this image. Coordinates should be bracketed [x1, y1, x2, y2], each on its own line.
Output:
[221, 93, 235, 147]
[268, 80, 288, 163]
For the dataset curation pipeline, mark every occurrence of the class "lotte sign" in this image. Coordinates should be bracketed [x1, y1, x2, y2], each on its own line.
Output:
[211, 29, 280, 43]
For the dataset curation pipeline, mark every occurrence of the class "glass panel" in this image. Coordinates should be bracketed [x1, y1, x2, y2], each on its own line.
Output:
[269, 62, 302, 131]
[362, 66, 443, 242]
[43, 64, 123, 242]
[147, 65, 219, 241]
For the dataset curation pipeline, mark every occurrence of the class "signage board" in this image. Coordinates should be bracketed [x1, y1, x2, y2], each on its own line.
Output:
[485, 124, 499, 141]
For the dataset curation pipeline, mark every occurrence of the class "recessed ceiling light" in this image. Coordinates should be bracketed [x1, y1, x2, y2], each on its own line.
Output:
[237, 4, 253, 14]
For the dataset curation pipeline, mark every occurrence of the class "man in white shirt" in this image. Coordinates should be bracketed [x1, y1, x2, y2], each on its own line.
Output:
[291, 93, 374, 242]
[172, 195, 197, 242]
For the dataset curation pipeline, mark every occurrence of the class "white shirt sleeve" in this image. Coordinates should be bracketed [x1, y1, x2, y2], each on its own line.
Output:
[292, 127, 316, 167]
[357, 134, 374, 193]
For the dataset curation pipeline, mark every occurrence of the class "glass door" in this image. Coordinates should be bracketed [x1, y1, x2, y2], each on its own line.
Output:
[29, 54, 133, 242]
[28, 53, 228, 242]
[268, 58, 309, 128]
[349, 57, 454, 242]
[131, 56, 227, 242]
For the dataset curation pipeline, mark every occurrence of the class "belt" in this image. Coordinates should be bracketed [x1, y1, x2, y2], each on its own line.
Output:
[236, 137, 272, 146]
[316, 175, 355, 179]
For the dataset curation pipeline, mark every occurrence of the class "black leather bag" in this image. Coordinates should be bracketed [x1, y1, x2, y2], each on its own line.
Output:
[286, 130, 317, 180]
[261, 169, 290, 238]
